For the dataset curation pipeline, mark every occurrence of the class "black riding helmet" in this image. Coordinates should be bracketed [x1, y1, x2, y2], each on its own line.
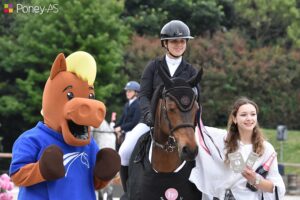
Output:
[160, 20, 194, 47]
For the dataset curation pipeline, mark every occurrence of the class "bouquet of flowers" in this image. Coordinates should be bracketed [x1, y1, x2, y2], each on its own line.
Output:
[0, 173, 14, 200]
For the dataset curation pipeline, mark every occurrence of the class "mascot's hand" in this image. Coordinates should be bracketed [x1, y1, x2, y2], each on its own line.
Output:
[39, 145, 65, 181]
[94, 148, 121, 181]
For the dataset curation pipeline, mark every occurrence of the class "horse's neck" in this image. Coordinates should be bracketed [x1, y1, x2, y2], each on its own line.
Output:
[151, 146, 182, 172]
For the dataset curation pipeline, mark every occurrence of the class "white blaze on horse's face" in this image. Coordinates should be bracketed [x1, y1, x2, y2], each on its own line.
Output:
[161, 96, 199, 161]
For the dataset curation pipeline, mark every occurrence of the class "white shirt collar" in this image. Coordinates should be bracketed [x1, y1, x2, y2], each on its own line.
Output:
[165, 55, 182, 77]
[129, 97, 137, 105]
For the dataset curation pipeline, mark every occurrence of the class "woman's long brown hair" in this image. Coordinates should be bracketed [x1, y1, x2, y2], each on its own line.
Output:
[224, 97, 265, 163]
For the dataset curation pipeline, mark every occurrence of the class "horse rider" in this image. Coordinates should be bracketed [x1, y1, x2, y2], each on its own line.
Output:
[118, 20, 200, 193]
[114, 81, 141, 150]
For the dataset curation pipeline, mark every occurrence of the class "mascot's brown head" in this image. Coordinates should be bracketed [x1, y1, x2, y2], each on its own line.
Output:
[42, 51, 106, 146]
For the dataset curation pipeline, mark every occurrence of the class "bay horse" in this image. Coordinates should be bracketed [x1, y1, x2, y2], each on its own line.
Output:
[126, 67, 203, 200]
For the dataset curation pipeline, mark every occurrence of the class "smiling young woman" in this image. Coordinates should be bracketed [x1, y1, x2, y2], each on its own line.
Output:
[190, 97, 286, 200]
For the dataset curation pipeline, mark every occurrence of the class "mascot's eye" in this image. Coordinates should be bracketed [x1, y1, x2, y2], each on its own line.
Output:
[67, 92, 74, 100]
[89, 93, 95, 99]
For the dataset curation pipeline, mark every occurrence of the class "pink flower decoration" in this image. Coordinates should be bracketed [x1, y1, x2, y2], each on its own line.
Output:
[0, 192, 13, 200]
[0, 173, 14, 200]
[0, 182, 13, 191]
[0, 174, 10, 182]
[0, 174, 14, 191]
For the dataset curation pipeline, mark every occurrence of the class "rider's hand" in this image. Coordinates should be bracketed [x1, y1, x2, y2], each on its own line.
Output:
[145, 112, 154, 127]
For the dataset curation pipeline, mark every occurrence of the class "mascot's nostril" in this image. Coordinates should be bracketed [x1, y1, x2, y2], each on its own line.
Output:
[95, 107, 104, 121]
[79, 104, 91, 117]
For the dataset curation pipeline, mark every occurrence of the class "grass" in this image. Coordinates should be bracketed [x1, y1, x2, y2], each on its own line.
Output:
[263, 129, 300, 175]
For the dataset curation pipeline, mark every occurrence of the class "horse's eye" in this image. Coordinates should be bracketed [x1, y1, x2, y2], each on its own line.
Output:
[67, 92, 74, 100]
[89, 93, 95, 99]
[169, 107, 176, 113]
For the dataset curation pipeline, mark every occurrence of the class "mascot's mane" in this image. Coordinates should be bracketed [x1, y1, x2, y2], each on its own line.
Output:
[66, 51, 97, 85]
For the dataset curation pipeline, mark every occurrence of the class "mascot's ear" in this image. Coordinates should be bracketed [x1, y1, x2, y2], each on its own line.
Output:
[50, 53, 67, 80]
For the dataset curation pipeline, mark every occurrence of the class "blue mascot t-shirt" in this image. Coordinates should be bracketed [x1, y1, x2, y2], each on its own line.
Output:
[10, 122, 99, 200]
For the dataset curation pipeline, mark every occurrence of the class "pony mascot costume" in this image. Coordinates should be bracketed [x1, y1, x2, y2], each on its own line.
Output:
[9, 51, 121, 200]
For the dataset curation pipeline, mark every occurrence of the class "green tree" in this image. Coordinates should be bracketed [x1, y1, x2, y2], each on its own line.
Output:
[287, 18, 300, 47]
[124, 35, 163, 81]
[234, 0, 300, 47]
[0, 0, 131, 151]
[164, 0, 224, 36]
[123, 0, 225, 36]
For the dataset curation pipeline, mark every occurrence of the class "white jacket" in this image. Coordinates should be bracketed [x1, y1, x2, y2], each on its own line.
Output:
[189, 126, 286, 200]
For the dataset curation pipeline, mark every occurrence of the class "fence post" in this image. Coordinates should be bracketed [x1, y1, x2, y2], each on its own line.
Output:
[287, 174, 299, 195]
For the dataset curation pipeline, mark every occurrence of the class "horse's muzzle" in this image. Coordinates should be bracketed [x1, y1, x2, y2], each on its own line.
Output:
[180, 146, 198, 161]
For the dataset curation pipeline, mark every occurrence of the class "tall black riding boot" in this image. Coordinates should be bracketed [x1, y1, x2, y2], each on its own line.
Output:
[120, 165, 128, 192]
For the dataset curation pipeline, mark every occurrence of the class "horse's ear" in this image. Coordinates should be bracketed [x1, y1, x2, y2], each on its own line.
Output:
[158, 66, 173, 88]
[188, 68, 203, 87]
[50, 53, 67, 80]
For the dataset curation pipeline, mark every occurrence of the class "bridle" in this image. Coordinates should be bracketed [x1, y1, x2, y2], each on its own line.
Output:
[151, 86, 197, 152]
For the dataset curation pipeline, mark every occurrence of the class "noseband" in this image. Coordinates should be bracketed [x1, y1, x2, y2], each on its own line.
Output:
[151, 86, 197, 152]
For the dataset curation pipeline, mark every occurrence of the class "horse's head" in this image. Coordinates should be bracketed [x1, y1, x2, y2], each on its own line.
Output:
[153, 67, 202, 161]
[42, 51, 106, 146]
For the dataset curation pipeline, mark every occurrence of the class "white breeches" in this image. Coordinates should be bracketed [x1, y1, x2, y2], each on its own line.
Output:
[118, 123, 150, 166]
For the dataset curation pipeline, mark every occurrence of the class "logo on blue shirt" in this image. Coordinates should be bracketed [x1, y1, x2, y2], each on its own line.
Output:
[63, 152, 89, 176]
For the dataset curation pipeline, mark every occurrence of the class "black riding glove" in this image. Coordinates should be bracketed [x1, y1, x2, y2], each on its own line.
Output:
[144, 112, 154, 127]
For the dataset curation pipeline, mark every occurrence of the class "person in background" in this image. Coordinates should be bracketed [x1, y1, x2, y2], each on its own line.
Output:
[114, 81, 141, 150]
[118, 20, 199, 194]
[190, 97, 286, 200]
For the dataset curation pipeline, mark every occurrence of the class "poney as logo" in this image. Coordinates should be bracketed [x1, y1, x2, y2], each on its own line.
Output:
[3, 3, 14, 14]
